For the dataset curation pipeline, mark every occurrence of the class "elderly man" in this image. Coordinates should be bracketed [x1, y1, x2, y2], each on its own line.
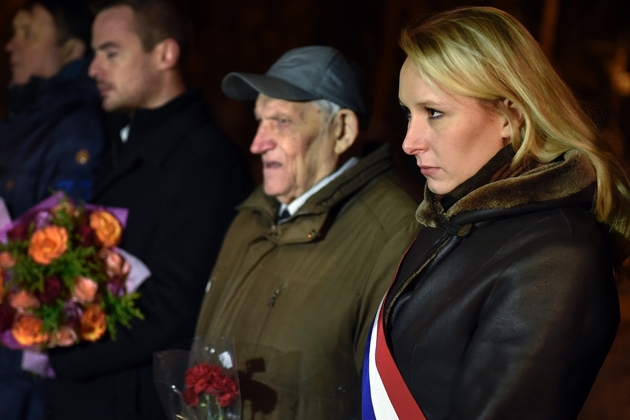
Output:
[44, 1, 252, 419]
[195, 45, 419, 419]
[0, 1, 104, 419]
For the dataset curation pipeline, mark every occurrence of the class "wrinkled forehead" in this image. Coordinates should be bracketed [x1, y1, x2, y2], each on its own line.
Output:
[254, 94, 322, 121]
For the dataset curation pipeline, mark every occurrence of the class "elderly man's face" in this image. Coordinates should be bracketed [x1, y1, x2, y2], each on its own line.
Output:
[5, 5, 66, 86]
[251, 94, 339, 204]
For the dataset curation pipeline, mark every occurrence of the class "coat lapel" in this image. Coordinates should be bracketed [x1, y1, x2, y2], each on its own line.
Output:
[92, 99, 209, 200]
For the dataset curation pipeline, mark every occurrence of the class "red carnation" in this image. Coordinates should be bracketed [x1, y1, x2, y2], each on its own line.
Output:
[215, 386, 239, 408]
[183, 363, 239, 408]
[182, 387, 199, 407]
[185, 363, 223, 394]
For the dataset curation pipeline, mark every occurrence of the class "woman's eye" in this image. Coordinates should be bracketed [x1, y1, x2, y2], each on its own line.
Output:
[427, 108, 443, 119]
[400, 105, 411, 120]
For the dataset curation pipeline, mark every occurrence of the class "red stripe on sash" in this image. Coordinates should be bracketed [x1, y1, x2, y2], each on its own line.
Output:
[375, 303, 427, 419]
[372, 237, 426, 419]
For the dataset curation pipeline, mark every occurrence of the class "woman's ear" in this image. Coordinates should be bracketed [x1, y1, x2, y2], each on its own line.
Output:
[60, 38, 86, 65]
[333, 110, 359, 155]
[500, 98, 524, 142]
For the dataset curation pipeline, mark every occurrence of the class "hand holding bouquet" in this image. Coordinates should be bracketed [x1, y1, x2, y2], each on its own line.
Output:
[0, 192, 144, 353]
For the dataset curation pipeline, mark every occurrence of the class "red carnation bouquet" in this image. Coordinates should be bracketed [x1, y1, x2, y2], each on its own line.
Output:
[0, 192, 147, 375]
[154, 336, 241, 420]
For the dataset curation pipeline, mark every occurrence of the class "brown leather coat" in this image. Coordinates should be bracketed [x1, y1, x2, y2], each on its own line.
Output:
[385, 149, 620, 420]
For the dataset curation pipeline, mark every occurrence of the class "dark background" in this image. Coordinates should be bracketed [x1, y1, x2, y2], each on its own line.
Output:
[2, 0, 630, 187]
[1, 0, 630, 417]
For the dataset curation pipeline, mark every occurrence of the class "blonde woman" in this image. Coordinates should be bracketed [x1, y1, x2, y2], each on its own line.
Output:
[362, 6, 630, 420]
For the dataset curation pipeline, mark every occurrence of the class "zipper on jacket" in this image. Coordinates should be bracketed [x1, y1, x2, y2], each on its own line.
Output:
[268, 287, 281, 308]
[255, 285, 283, 355]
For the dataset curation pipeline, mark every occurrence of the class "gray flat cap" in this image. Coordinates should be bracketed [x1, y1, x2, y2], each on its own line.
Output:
[221, 45, 371, 129]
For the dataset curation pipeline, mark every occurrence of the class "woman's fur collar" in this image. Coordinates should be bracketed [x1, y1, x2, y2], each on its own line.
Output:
[417, 150, 597, 227]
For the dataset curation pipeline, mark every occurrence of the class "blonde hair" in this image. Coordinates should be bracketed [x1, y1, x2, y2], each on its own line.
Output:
[400, 6, 630, 274]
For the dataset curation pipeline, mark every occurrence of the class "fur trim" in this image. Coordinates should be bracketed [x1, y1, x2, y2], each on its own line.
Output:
[417, 150, 596, 227]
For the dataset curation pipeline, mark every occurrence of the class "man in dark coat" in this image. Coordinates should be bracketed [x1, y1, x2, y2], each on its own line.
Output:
[0, 1, 104, 419]
[45, 1, 252, 419]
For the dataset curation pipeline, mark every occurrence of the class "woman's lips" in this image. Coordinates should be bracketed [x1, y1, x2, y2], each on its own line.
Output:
[420, 166, 439, 176]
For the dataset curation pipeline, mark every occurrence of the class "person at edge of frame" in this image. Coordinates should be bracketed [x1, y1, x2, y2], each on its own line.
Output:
[361, 6, 630, 420]
[0, 1, 104, 419]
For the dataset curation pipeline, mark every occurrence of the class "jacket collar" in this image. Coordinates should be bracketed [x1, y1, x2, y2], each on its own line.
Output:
[92, 89, 208, 198]
[417, 149, 597, 228]
[239, 143, 395, 243]
[7, 56, 97, 114]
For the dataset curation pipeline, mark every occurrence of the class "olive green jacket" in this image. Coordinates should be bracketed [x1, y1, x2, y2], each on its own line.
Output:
[195, 144, 419, 419]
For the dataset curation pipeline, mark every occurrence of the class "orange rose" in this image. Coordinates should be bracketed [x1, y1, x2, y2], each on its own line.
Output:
[11, 315, 48, 346]
[8, 290, 40, 313]
[89, 211, 122, 247]
[54, 326, 78, 347]
[80, 304, 107, 342]
[0, 252, 15, 268]
[72, 277, 98, 304]
[28, 226, 68, 265]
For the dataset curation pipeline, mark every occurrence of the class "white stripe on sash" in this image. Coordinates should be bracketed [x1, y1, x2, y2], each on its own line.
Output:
[367, 300, 400, 419]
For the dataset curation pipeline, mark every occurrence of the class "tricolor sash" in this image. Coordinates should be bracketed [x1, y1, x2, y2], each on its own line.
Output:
[361, 299, 427, 419]
[362, 240, 426, 420]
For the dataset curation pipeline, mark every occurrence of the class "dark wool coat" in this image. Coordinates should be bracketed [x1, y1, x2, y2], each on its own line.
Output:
[45, 89, 253, 420]
[385, 148, 620, 420]
[195, 144, 420, 420]
[0, 56, 104, 420]
[0, 57, 104, 217]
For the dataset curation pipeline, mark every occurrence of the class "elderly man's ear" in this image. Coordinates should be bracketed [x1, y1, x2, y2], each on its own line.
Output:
[332, 109, 359, 155]
[60, 38, 86, 65]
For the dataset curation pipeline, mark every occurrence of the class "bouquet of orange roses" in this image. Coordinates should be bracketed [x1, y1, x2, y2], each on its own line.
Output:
[0, 192, 145, 366]
[154, 336, 241, 420]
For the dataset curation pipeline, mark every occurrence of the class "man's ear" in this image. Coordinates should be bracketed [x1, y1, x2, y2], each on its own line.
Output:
[332, 109, 359, 155]
[500, 98, 524, 143]
[153, 38, 180, 70]
[60, 38, 86, 64]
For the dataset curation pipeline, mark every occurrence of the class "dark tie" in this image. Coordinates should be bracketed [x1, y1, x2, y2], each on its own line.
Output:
[278, 209, 291, 223]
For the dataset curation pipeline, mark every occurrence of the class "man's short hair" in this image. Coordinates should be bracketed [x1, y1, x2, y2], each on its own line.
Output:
[97, 0, 189, 59]
[313, 99, 341, 125]
[23, 0, 93, 48]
